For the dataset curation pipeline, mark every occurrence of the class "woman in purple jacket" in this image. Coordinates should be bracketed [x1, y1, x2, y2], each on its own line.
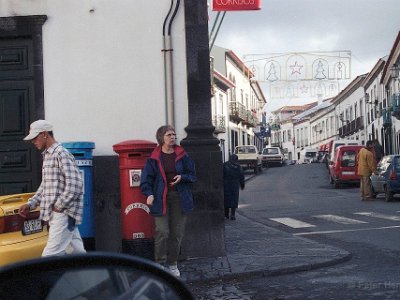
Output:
[140, 125, 196, 277]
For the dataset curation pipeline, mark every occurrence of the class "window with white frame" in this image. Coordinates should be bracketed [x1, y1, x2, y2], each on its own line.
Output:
[219, 94, 224, 115]
[354, 103, 358, 118]
[304, 127, 309, 146]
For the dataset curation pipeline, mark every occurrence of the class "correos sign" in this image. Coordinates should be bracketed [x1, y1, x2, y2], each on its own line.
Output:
[212, 0, 261, 11]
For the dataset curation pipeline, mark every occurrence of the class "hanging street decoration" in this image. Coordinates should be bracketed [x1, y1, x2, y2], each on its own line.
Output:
[243, 51, 351, 101]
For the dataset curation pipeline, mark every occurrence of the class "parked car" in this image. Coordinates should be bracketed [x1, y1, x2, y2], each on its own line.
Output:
[0, 192, 48, 267]
[234, 145, 262, 174]
[299, 148, 318, 164]
[327, 139, 361, 164]
[261, 146, 284, 167]
[0, 252, 195, 299]
[370, 155, 400, 201]
[317, 150, 328, 163]
[329, 145, 365, 188]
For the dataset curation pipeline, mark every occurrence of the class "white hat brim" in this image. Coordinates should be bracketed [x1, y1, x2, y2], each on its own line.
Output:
[23, 131, 40, 141]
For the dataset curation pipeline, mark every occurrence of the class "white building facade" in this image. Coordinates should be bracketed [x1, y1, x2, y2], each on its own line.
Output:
[0, 1, 227, 258]
[211, 46, 266, 158]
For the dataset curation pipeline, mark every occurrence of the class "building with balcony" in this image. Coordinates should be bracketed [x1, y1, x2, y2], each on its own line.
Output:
[362, 57, 387, 148]
[211, 46, 266, 160]
[257, 32, 400, 162]
[381, 31, 400, 155]
[270, 102, 320, 161]
[331, 74, 367, 144]
[211, 69, 234, 162]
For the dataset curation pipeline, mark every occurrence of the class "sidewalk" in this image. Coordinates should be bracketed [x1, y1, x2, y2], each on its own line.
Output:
[179, 173, 351, 283]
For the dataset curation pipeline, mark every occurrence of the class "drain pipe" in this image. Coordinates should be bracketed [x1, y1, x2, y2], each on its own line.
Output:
[162, 0, 180, 127]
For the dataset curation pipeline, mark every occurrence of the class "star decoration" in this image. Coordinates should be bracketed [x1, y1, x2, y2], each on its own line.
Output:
[290, 61, 303, 75]
[300, 84, 308, 93]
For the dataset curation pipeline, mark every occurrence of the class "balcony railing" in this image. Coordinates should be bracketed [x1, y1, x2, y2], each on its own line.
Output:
[391, 94, 400, 120]
[229, 101, 247, 122]
[243, 110, 258, 127]
[338, 116, 364, 137]
[229, 102, 258, 127]
[212, 115, 226, 133]
[382, 108, 392, 127]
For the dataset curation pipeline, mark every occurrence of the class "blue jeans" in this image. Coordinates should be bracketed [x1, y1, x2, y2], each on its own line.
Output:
[154, 191, 187, 265]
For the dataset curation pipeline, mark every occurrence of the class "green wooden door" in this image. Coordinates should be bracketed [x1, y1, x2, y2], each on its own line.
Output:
[0, 35, 43, 195]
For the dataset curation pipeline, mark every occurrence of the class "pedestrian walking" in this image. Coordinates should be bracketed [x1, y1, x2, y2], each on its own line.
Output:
[223, 154, 245, 220]
[19, 120, 86, 256]
[140, 125, 197, 277]
[356, 140, 376, 201]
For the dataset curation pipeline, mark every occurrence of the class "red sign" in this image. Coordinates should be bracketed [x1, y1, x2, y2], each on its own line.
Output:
[212, 0, 261, 11]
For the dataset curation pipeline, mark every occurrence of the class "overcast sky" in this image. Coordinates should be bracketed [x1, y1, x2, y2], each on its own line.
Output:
[209, 0, 400, 112]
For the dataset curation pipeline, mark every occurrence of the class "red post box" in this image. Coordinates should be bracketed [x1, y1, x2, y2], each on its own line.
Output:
[112, 140, 157, 260]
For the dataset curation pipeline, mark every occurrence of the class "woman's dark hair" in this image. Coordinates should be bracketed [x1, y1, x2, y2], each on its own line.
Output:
[156, 125, 175, 145]
[229, 154, 238, 162]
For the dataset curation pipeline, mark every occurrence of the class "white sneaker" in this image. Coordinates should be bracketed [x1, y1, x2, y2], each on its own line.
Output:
[168, 264, 181, 277]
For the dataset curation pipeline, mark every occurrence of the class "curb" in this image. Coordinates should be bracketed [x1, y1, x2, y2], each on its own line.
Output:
[184, 250, 351, 284]
[182, 211, 352, 284]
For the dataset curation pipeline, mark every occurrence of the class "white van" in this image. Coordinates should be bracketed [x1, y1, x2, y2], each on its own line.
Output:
[299, 148, 319, 164]
[328, 139, 361, 162]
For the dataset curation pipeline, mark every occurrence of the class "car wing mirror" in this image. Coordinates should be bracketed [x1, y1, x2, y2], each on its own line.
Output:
[0, 252, 194, 300]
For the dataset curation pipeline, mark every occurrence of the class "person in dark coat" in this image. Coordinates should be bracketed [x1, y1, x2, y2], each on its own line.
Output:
[223, 154, 245, 220]
[372, 139, 384, 163]
[140, 125, 196, 277]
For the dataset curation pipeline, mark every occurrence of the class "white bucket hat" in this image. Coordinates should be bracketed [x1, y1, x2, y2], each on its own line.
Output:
[23, 120, 54, 141]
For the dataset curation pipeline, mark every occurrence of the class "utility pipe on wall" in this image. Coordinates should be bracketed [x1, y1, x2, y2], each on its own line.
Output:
[162, 0, 180, 127]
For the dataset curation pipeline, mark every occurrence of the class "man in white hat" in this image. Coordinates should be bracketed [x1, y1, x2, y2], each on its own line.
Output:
[19, 120, 86, 256]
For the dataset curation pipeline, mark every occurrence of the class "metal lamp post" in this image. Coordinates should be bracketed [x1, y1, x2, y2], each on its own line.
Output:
[180, 0, 225, 259]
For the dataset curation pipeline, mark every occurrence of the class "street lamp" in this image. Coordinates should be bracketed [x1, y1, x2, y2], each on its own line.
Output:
[390, 64, 399, 78]
[391, 63, 400, 96]
[364, 93, 370, 103]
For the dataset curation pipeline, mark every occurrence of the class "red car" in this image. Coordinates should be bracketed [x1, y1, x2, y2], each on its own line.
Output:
[329, 145, 365, 188]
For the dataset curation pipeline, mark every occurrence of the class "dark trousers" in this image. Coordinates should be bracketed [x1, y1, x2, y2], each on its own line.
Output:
[154, 191, 186, 265]
[225, 207, 236, 218]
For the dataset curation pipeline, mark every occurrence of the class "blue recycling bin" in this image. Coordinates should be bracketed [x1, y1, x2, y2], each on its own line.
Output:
[62, 141, 95, 251]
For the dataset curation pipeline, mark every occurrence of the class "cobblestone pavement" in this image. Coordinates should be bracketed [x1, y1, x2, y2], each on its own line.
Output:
[180, 213, 350, 284]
